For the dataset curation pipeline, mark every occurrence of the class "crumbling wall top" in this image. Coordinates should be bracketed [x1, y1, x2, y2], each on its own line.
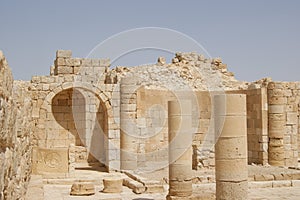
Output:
[0, 50, 13, 98]
[107, 52, 249, 91]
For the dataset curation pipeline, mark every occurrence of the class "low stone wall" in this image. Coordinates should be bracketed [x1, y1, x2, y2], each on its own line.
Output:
[0, 51, 33, 200]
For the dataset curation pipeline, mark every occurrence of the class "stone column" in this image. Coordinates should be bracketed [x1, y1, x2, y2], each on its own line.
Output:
[120, 78, 138, 170]
[167, 100, 193, 200]
[267, 82, 286, 166]
[214, 94, 248, 200]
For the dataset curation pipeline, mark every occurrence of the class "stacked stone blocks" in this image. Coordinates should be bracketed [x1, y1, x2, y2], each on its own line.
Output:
[167, 100, 193, 199]
[268, 82, 299, 167]
[214, 94, 248, 200]
[30, 50, 120, 174]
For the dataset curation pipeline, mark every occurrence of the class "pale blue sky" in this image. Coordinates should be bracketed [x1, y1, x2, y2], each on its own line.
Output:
[0, 0, 299, 81]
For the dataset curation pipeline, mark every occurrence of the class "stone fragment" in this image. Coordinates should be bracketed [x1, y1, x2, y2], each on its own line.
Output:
[56, 50, 72, 58]
[157, 57, 166, 65]
[123, 178, 145, 194]
[172, 57, 179, 63]
[103, 178, 123, 193]
[32, 147, 69, 174]
[70, 182, 95, 196]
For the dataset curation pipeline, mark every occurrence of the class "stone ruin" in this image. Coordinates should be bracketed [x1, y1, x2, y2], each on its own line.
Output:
[1, 49, 300, 199]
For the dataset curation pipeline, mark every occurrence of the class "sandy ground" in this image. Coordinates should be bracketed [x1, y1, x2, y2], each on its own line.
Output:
[42, 183, 300, 200]
[136, 164, 300, 183]
[26, 164, 300, 200]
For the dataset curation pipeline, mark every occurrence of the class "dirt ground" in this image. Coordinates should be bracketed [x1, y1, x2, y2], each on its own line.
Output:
[26, 164, 300, 200]
[136, 164, 300, 183]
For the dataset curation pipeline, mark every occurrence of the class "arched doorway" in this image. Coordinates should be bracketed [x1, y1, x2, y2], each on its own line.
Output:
[50, 87, 108, 168]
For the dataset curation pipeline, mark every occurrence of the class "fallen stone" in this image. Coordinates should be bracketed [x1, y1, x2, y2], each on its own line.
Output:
[103, 178, 123, 193]
[123, 178, 145, 194]
[70, 182, 95, 196]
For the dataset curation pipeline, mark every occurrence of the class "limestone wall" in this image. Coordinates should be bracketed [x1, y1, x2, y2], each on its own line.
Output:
[30, 50, 121, 173]
[3, 47, 300, 199]
[136, 87, 271, 169]
[115, 52, 249, 170]
[136, 89, 215, 169]
[227, 86, 269, 165]
[245, 87, 268, 165]
[0, 51, 33, 200]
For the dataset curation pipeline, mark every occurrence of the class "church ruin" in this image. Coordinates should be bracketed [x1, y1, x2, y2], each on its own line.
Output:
[1, 50, 300, 199]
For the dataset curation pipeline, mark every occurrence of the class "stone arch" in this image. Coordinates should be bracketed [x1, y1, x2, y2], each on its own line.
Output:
[39, 82, 112, 168]
[41, 82, 110, 111]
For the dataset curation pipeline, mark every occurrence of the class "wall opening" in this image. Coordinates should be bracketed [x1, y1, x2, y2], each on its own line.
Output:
[51, 88, 108, 169]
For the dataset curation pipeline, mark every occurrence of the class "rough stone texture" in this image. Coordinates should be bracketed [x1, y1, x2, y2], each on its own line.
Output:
[268, 82, 299, 167]
[29, 50, 253, 175]
[120, 77, 138, 170]
[0, 51, 33, 200]
[122, 177, 146, 194]
[108, 52, 248, 91]
[214, 94, 248, 200]
[32, 147, 69, 175]
[3, 49, 300, 199]
[70, 182, 95, 196]
[102, 178, 123, 193]
[167, 100, 193, 198]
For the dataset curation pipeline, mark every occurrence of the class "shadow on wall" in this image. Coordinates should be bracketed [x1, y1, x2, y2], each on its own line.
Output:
[89, 93, 108, 164]
[52, 88, 85, 146]
[51, 88, 107, 166]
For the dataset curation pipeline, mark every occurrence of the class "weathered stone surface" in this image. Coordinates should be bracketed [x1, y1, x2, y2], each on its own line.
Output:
[268, 81, 299, 167]
[32, 147, 69, 174]
[168, 100, 193, 198]
[70, 182, 95, 196]
[123, 178, 145, 194]
[214, 94, 248, 200]
[0, 52, 33, 200]
[3, 48, 300, 200]
[216, 181, 248, 200]
[56, 50, 72, 58]
[103, 178, 123, 193]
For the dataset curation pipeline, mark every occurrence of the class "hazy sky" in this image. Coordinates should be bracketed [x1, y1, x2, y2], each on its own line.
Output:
[1, 0, 299, 82]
